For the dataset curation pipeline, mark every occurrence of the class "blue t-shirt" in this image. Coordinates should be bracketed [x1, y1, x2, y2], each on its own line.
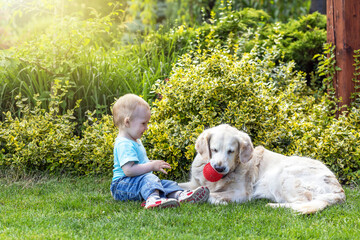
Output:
[112, 136, 150, 181]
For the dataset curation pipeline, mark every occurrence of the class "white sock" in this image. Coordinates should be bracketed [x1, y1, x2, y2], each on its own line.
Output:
[147, 191, 160, 200]
[167, 191, 182, 199]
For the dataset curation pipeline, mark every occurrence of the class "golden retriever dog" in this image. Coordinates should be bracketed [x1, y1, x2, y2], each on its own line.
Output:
[179, 124, 346, 214]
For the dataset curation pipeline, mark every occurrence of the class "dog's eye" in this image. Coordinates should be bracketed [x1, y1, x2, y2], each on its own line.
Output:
[227, 150, 234, 154]
[211, 148, 218, 153]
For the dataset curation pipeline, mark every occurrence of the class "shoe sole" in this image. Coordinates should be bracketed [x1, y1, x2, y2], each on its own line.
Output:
[179, 186, 210, 203]
[145, 199, 180, 209]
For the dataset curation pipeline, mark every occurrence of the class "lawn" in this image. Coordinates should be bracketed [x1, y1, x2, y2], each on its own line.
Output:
[0, 174, 359, 239]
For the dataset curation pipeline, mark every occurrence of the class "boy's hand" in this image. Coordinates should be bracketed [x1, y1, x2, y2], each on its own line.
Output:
[122, 160, 171, 177]
[150, 160, 171, 174]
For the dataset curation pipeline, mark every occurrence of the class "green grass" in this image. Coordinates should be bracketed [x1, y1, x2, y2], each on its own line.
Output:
[0, 174, 359, 240]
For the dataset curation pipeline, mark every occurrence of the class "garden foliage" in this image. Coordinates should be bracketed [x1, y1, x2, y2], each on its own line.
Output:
[152, 10, 326, 86]
[127, 0, 310, 30]
[0, 10, 176, 125]
[0, 9, 359, 184]
[0, 10, 326, 125]
[144, 42, 360, 184]
[0, 80, 116, 175]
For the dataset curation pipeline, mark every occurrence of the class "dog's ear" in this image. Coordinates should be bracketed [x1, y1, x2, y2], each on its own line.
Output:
[237, 132, 254, 163]
[195, 129, 212, 160]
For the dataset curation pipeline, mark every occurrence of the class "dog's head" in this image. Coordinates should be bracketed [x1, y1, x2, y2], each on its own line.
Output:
[195, 124, 254, 174]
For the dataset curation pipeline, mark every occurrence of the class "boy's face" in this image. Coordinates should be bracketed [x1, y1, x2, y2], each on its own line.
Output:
[125, 105, 151, 141]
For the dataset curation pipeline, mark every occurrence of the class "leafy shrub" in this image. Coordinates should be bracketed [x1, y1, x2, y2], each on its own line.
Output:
[291, 107, 360, 184]
[130, 0, 310, 29]
[0, 13, 120, 122]
[276, 12, 327, 87]
[0, 9, 326, 128]
[0, 80, 117, 175]
[150, 10, 326, 88]
[76, 113, 117, 175]
[1, 7, 357, 183]
[148, 8, 271, 56]
[1, 42, 359, 184]
[144, 43, 310, 179]
[144, 42, 360, 184]
[213, 11, 327, 86]
[0, 80, 80, 172]
[0, 11, 182, 126]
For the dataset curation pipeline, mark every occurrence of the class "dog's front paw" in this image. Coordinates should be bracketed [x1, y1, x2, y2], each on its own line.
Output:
[266, 203, 282, 208]
[208, 195, 229, 205]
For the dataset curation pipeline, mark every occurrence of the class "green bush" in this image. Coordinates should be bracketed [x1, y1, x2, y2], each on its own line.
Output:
[0, 9, 326, 127]
[148, 8, 271, 56]
[76, 113, 117, 175]
[0, 80, 79, 172]
[0, 13, 121, 122]
[1, 8, 357, 183]
[144, 43, 310, 179]
[144, 43, 360, 184]
[211, 11, 327, 86]
[0, 80, 117, 175]
[276, 12, 327, 87]
[150, 10, 326, 88]
[0, 10, 175, 125]
[293, 107, 360, 184]
[1, 43, 359, 184]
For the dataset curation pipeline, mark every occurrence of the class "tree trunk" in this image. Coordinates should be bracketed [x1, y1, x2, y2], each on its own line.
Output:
[327, 0, 360, 113]
[310, 0, 326, 14]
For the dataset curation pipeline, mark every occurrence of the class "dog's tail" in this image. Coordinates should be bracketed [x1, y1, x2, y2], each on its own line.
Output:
[267, 192, 346, 214]
[267, 200, 329, 214]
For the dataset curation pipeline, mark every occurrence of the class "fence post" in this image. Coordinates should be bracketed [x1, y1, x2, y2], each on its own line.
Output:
[327, 0, 360, 114]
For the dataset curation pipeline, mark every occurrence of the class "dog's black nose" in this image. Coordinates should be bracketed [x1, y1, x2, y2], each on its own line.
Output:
[214, 165, 226, 173]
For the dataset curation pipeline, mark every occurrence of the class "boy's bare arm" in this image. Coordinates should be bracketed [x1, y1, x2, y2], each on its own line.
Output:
[122, 160, 171, 177]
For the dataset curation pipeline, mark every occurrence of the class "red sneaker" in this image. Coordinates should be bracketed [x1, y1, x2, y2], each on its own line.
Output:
[144, 197, 180, 209]
[178, 186, 210, 203]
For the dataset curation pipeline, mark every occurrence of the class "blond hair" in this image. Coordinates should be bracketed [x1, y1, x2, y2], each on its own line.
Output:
[112, 94, 150, 128]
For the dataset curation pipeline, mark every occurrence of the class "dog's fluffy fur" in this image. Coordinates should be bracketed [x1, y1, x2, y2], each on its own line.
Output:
[179, 124, 346, 214]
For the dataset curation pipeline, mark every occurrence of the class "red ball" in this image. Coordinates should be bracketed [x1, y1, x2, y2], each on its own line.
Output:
[203, 162, 223, 182]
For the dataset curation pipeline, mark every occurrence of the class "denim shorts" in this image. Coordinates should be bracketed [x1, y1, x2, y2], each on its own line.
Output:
[110, 173, 183, 201]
